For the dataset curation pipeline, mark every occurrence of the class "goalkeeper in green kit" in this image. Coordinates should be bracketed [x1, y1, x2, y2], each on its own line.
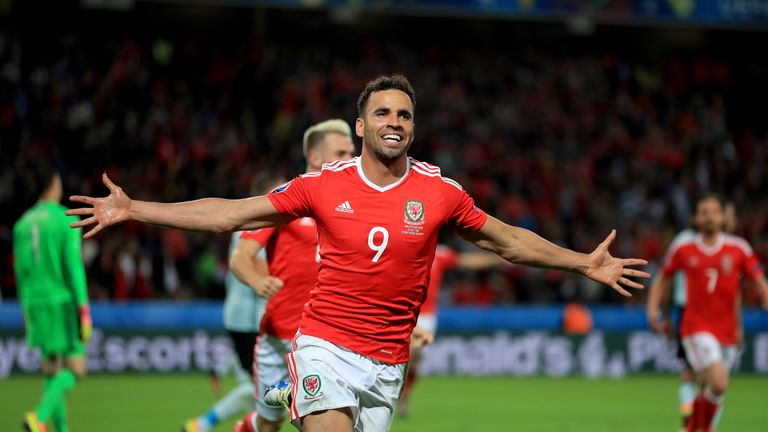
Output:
[13, 165, 91, 432]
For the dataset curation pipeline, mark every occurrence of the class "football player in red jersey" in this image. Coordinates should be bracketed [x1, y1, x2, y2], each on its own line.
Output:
[648, 195, 768, 432]
[67, 75, 649, 432]
[230, 119, 356, 432]
[647, 202, 741, 432]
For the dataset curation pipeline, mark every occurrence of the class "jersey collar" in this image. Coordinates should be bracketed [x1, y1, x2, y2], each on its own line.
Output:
[356, 156, 411, 193]
[694, 233, 724, 256]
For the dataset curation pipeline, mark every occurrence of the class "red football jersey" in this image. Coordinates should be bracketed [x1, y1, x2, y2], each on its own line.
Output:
[662, 234, 764, 344]
[240, 217, 319, 340]
[421, 244, 460, 315]
[267, 157, 488, 363]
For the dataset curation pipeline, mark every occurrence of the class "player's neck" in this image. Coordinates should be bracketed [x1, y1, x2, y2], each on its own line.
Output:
[39, 191, 60, 203]
[359, 150, 408, 188]
[701, 231, 721, 246]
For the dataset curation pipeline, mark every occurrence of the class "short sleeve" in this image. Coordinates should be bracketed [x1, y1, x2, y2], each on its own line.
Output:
[266, 174, 319, 220]
[444, 180, 487, 235]
[241, 228, 276, 246]
[741, 244, 764, 280]
[661, 246, 682, 276]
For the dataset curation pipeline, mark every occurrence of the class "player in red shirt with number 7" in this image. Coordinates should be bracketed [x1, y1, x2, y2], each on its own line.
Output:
[648, 195, 768, 432]
[66, 75, 649, 432]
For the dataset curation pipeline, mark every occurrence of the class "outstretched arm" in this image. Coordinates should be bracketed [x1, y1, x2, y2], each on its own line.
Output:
[462, 216, 649, 297]
[66, 174, 285, 238]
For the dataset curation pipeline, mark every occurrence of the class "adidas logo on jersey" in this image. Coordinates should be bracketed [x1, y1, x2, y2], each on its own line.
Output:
[335, 201, 354, 214]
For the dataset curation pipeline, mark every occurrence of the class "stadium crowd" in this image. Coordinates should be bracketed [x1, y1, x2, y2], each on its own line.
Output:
[1, 21, 766, 307]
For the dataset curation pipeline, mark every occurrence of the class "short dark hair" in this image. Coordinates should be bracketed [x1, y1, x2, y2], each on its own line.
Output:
[695, 192, 723, 211]
[357, 74, 416, 117]
[31, 160, 58, 198]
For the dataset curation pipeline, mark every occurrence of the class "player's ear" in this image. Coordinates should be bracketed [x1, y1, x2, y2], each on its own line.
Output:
[308, 151, 322, 169]
[355, 118, 364, 138]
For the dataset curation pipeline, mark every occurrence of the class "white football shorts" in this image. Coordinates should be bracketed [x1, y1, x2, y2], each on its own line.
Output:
[682, 332, 738, 373]
[286, 333, 406, 432]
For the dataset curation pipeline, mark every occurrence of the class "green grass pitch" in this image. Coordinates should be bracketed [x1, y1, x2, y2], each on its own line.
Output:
[1, 374, 766, 431]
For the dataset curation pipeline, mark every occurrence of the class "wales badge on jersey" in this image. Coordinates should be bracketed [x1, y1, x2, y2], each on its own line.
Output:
[404, 200, 425, 225]
[721, 254, 733, 275]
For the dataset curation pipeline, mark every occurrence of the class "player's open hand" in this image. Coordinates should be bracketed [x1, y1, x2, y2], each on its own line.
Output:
[66, 173, 133, 239]
[253, 276, 284, 299]
[584, 230, 650, 297]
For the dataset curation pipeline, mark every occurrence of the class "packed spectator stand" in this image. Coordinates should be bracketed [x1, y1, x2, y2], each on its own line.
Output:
[1, 8, 766, 307]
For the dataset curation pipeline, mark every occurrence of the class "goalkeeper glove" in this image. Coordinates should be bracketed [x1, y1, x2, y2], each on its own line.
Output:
[79, 305, 93, 343]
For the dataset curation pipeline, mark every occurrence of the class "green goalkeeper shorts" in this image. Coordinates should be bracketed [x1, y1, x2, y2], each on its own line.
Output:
[24, 300, 85, 358]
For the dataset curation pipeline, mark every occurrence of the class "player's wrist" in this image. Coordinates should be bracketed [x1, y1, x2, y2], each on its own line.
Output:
[126, 197, 135, 221]
[78, 305, 91, 323]
[574, 252, 591, 276]
[129, 199, 150, 223]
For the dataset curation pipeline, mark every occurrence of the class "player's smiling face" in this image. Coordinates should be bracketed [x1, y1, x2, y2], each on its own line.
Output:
[356, 89, 414, 162]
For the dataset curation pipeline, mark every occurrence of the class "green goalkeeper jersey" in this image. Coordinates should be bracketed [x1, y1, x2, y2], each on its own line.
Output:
[13, 200, 88, 307]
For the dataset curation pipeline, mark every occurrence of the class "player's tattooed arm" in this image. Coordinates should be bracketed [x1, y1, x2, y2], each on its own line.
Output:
[463, 216, 649, 297]
[66, 173, 286, 238]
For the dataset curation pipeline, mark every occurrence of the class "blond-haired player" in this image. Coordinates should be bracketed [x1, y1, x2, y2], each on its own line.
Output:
[231, 119, 356, 432]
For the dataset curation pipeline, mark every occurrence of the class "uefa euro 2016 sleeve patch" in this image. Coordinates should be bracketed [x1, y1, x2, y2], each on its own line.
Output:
[271, 181, 292, 194]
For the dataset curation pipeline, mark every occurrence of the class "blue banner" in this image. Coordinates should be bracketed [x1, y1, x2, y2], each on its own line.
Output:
[2, 301, 768, 332]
